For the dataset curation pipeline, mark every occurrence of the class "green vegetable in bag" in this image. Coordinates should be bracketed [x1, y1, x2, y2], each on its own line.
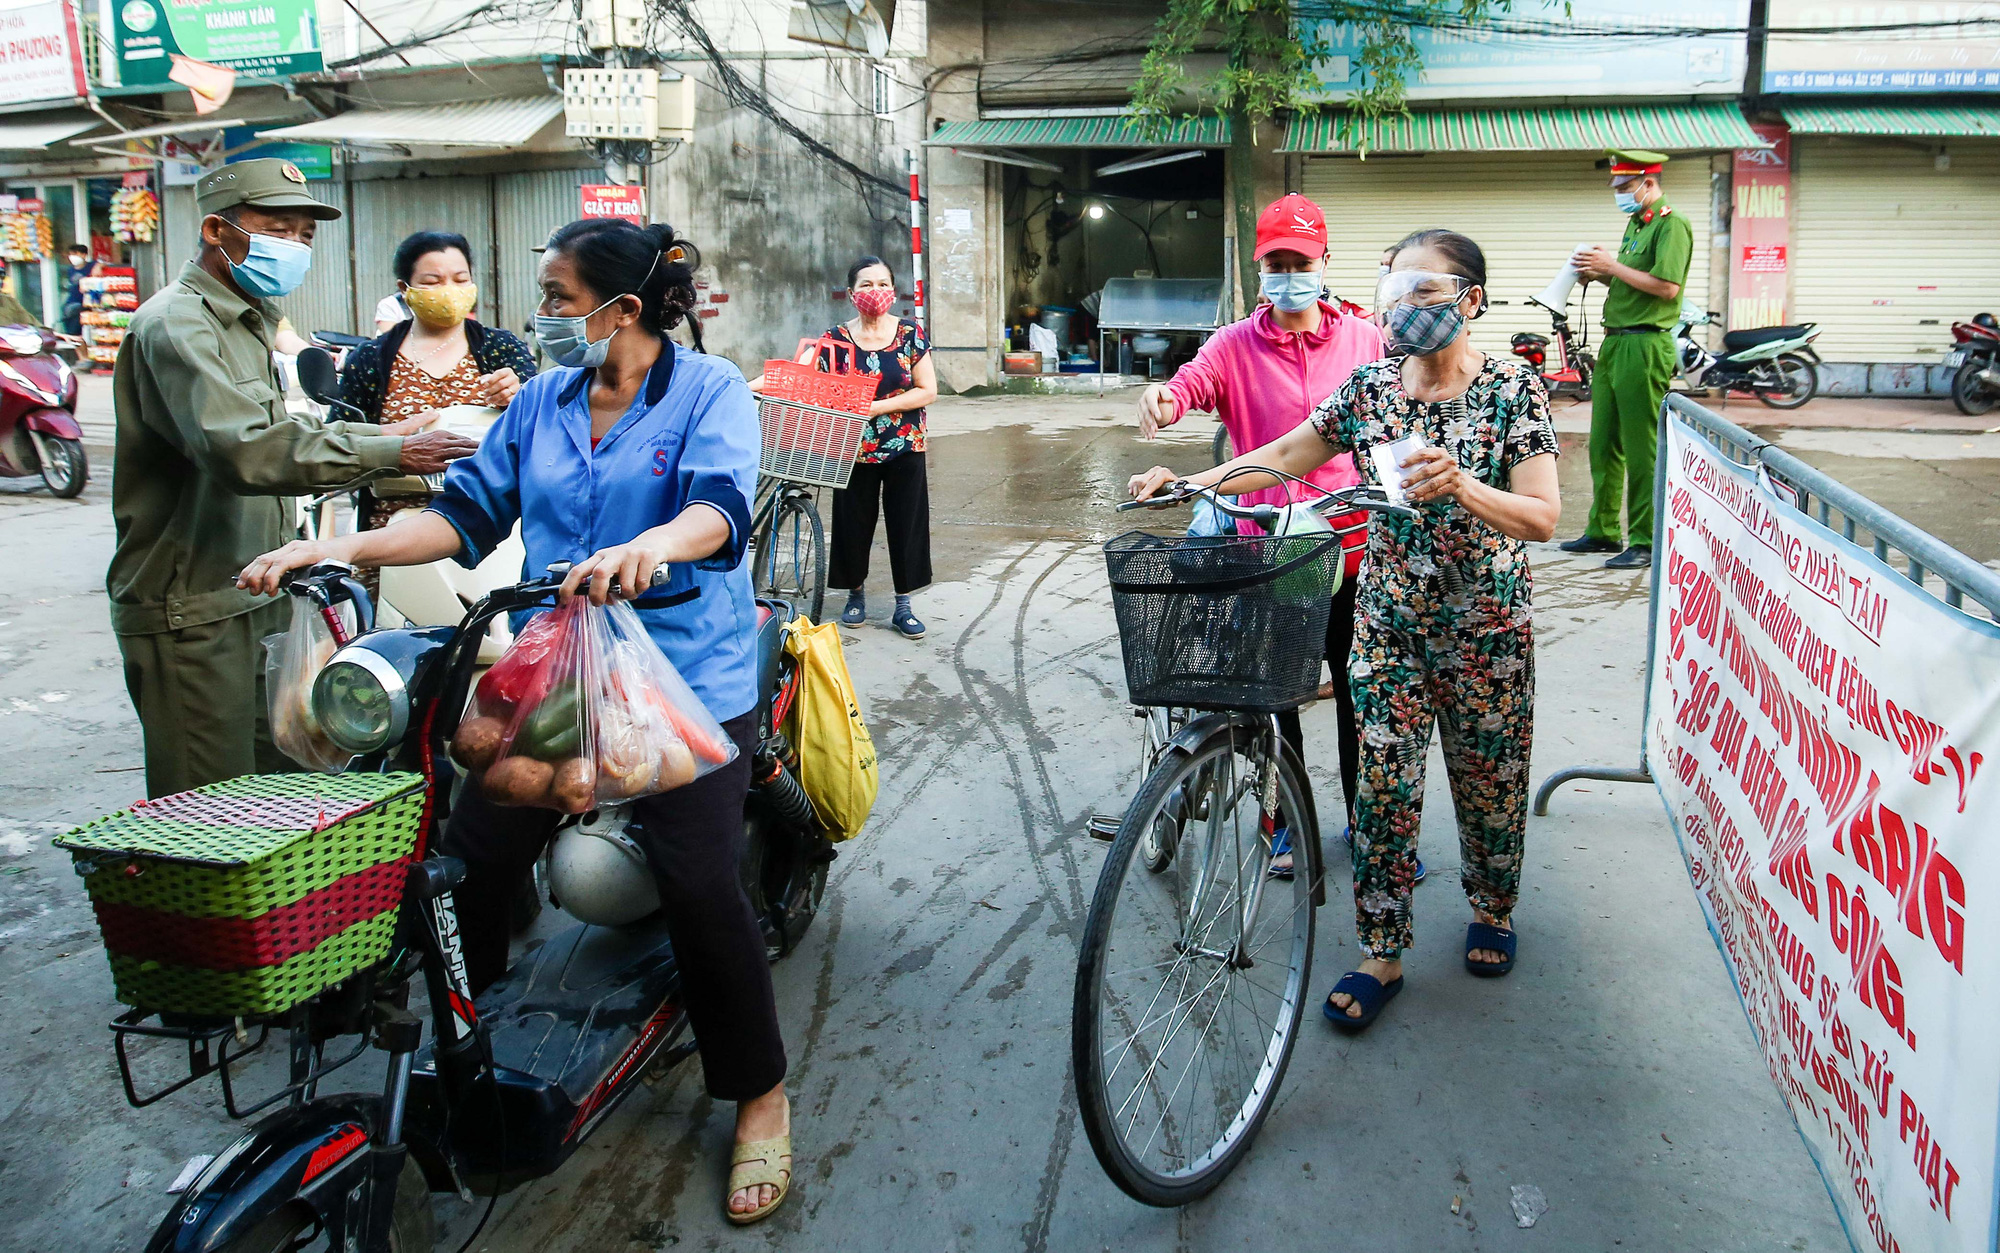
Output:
[1271, 502, 1341, 605]
[518, 681, 583, 760]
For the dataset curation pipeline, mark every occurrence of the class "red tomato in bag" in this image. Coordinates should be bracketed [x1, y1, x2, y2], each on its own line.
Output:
[473, 605, 574, 716]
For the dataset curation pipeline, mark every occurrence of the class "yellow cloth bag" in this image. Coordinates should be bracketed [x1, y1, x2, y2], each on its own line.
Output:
[781, 616, 878, 840]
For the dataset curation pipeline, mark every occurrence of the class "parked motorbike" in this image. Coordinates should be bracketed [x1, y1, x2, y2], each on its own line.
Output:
[0, 322, 85, 496]
[1508, 309, 1594, 401]
[120, 561, 832, 1251]
[1674, 307, 1822, 409]
[1945, 312, 2000, 416]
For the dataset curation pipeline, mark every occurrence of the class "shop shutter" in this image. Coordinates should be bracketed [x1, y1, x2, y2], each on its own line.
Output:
[1790, 138, 2000, 363]
[1301, 152, 1712, 355]
[492, 167, 593, 339]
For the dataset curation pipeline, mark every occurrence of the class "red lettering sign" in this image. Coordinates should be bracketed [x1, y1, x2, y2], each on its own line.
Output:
[1731, 122, 1792, 330]
[580, 184, 646, 224]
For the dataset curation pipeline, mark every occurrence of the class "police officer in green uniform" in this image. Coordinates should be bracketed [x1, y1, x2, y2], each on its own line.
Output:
[1561, 149, 1693, 570]
[108, 158, 477, 797]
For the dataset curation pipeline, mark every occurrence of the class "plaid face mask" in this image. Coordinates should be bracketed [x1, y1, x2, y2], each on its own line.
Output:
[1385, 297, 1466, 356]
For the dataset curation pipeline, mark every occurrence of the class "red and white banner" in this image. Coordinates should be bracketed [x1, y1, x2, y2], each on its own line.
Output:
[0, 0, 85, 107]
[1651, 417, 2000, 1253]
[580, 184, 645, 224]
[1730, 121, 1792, 331]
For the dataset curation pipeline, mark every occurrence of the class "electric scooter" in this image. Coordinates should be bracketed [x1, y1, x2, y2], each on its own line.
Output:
[115, 562, 832, 1251]
[1945, 312, 2000, 416]
[0, 322, 86, 497]
[1674, 306, 1822, 409]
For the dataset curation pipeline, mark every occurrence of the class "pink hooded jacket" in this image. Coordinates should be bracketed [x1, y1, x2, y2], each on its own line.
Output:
[1165, 300, 1387, 573]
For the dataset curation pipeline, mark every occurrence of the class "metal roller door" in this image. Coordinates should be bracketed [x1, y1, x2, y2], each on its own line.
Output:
[1790, 138, 2000, 363]
[1301, 152, 1713, 352]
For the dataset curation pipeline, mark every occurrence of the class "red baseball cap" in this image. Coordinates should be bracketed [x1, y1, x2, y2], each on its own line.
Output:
[1253, 193, 1328, 261]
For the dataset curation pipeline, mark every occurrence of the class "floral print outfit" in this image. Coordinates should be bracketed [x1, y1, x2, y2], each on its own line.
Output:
[1308, 356, 1559, 956]
[820, 318, 930, 462]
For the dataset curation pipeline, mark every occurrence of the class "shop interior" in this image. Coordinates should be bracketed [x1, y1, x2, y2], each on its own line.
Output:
[0, 174, 154, 357]
[1001, 148, 1225, 377]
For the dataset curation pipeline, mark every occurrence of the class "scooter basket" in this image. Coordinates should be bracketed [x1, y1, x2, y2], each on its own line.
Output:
[56, 773, 425, 1018]
[1104, 530, 1342, 713]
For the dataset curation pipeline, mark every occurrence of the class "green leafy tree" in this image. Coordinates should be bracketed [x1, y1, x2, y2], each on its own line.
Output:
[1130, 0, 1511, 305]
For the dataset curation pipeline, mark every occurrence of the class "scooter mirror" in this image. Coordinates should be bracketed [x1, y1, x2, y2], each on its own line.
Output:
[297, 347, 340, 405]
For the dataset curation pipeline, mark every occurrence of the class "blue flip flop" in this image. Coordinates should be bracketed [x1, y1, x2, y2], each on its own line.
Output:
[1464, 922, 1517, 977]
[1323, 971, 1404, 1034]
[1267, 826, 1294, 879]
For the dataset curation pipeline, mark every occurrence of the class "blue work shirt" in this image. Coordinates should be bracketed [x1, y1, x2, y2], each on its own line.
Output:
[427, 342, 760, 721]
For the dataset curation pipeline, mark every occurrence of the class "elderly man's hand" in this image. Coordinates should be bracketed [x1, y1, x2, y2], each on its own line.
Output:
[397, 430, 479, 475]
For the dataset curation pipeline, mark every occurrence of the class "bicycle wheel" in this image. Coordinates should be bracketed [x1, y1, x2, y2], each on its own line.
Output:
[754, 491, 827, 622]
[1073, 724, 1316, 1206]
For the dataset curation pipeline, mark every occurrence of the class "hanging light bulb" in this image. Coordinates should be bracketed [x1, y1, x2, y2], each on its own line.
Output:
[1087, 204, 1106, 220]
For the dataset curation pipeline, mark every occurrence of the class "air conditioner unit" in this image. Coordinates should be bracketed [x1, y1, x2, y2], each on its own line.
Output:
[786, 0, 895, 58]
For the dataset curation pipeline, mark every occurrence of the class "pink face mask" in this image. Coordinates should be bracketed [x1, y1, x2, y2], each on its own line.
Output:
[852, 288, 895, 318]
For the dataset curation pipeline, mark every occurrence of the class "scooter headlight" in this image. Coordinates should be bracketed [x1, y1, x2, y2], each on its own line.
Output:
[312, 649, 409, 754]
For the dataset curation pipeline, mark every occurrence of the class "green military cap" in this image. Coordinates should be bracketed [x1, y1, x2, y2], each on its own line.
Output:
[195, 157, 342, 220]
[1606, 149, 1668, 175]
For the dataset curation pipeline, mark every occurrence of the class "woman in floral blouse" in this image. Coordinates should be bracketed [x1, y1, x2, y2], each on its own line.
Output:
[818, 256, 937, 638]
[1128, 229, 1561, 1034]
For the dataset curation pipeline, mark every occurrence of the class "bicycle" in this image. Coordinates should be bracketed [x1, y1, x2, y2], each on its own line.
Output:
[1072, 473, 1410, 1206]
[750, 392, 872, 623]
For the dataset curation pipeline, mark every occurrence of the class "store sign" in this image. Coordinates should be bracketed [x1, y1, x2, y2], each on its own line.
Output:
[112, 0, 322, 88]
[221, 125, 331, 179]
[1765, 0, 2000, 92]
[1305, 0, 1750, 100]
[0, 0, 86, 106]
[581, 184, 646, 223]
[1731, 122, 1792, 330]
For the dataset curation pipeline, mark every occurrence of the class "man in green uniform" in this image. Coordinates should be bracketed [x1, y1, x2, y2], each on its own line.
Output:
[109, 158, 477, 797]
[1561, 149, 1694, 570]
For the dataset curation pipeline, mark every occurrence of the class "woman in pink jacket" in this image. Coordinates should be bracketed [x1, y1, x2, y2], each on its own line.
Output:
[1137, 193, 1415, 878]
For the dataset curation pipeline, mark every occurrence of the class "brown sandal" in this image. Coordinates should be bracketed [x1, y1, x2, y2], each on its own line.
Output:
[725, 1134, 793, 1225]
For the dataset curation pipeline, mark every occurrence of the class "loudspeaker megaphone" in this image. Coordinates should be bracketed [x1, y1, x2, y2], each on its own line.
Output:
[1531, 246, 1589, 311]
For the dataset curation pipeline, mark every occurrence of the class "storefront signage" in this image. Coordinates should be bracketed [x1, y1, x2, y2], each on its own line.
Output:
[1765, 0, 2000, 92]
[112, 0, 322, 88]
[581, 184, 646, 223]
[222, 125, 331, 179]
[1305, 0, 1750, 100]
[1730, 122, 1791, 331]
[1654, 418, 2000, 1253]
[0, 0, 87, 105]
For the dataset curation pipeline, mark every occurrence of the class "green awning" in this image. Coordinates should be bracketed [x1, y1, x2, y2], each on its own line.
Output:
[1779, 105, 2000, 138]
[1282, 103, 1763, 154]
[925, 114, 1230, 149]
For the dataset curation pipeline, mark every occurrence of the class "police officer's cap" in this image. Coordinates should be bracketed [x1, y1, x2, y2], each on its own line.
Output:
[1604, 149, 1668, 176]
[195, 158, 342, 221]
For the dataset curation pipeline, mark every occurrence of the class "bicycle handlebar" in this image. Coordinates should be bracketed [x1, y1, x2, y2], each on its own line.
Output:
[1118, 472, 1418, 521]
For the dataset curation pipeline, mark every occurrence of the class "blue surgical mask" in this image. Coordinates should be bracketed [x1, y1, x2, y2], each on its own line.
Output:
[534, 296, 624, 369]
[223, 221, 312, 298]
[1259, 270, 1322, 314]
[1614, 191, 1642, 215]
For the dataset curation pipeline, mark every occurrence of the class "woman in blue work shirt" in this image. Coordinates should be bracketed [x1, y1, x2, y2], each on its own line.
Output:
[237, 218, 794, 1226]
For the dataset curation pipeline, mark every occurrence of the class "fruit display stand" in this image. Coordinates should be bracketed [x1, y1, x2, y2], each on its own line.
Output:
[81, 268, 138, 368]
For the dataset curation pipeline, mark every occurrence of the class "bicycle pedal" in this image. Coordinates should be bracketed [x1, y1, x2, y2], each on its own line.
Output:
[1085, 815, 1121, 841]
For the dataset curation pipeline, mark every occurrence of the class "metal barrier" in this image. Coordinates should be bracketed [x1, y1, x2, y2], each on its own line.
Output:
[1532, 393, 2000, 815]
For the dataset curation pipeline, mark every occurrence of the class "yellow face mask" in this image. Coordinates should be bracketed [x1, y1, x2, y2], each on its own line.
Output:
[404, 282, 479, 327]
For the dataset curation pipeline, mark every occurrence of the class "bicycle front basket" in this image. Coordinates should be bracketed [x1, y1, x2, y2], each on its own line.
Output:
[1104, 530, 1342, 713]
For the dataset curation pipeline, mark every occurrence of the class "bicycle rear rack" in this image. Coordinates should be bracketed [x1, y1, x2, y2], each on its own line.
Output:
[110, 1006, 369, 1119]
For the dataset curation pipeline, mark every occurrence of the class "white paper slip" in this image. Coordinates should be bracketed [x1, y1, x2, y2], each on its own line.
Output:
[1369, 433, 1430, 506]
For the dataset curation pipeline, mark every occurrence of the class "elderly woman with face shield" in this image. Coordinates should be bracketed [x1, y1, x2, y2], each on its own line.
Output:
[1128, 228, 1561, 1034]
[1136, 194, 1388, 876]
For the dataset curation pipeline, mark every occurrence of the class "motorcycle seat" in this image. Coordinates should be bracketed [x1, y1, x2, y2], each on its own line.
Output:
[1722, 324, 1813, 352]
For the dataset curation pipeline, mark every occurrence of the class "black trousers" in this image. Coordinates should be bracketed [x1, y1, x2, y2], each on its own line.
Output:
[1277, 573, 1360, 830]
[439, 712, 787, 1101]
[828, 452, 933, 595]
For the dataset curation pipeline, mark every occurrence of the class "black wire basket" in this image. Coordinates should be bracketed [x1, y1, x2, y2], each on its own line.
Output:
[1104, 530, 1344, 713]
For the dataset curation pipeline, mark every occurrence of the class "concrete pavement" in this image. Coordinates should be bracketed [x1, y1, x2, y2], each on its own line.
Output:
[0, 390, 1876, 1252]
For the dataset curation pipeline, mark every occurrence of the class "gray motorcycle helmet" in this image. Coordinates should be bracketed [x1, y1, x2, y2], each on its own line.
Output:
[548, 806, 660, 926]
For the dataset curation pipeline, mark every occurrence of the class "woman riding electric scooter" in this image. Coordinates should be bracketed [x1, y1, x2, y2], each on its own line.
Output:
[237, 217, 797, 1226]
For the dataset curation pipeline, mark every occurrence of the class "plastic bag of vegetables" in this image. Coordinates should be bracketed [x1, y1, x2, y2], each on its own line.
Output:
[264, 596, 356, 774]
[449, 597, 737, 813]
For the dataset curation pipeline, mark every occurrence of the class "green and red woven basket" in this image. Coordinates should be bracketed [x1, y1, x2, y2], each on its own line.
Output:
[57, 773, 426, 1018]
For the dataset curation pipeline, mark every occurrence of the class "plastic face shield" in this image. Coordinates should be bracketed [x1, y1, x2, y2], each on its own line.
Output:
[1376, 270, 1471, 311]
